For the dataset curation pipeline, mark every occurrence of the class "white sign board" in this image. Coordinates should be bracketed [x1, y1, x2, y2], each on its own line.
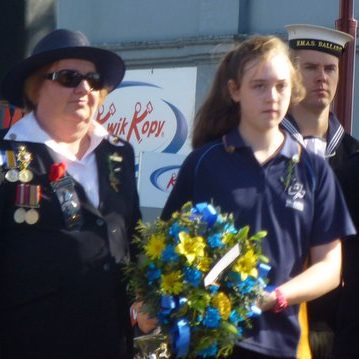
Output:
[138, 151, 186, 208]
[96, 67, 197, 162]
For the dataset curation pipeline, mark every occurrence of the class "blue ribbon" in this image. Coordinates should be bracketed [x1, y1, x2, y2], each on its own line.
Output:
[161, 295, 176, 315]
[194, 202, 217, 227]
[258, 263, 271, 279]
[171, 318, 191, 358]
[160, 296, 190, 358]
[248, 304, 262, 317]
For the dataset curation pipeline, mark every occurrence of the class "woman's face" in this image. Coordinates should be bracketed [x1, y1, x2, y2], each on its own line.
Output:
[228, 53, 292, 135]
[35, 58, 101, 141]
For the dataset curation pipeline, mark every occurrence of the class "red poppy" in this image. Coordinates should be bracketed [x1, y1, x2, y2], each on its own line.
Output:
[49, 162, 67, 182]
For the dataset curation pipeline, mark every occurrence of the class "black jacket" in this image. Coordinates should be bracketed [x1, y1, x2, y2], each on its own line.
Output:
[0, 135, 141, 359]
[282, 114, 359, 355]
[332, 151, 359, 357]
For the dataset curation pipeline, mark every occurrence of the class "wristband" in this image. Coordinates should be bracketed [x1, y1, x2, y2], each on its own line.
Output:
[272, 288, 288, 313]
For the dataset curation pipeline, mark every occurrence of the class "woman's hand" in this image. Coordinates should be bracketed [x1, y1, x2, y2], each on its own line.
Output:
[130, 301, 158, 334]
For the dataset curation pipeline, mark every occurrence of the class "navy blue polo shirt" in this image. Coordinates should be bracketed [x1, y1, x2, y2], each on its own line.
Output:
[162, 128, 356, 358]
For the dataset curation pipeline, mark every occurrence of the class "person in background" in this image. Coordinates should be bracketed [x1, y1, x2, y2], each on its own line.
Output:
[333, 151, 359, 358]
[283, 24, 359, 358]
[0, 29, 141, 359]
[161, 35, 355, 358]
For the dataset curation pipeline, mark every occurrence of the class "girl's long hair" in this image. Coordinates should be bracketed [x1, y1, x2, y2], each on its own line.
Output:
[192, 36, 305, 149]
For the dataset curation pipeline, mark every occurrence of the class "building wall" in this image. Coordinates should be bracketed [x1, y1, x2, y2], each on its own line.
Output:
[56, 0, 359, 219]
[57, 0, 359, 135]
[57, 0, 241, 42]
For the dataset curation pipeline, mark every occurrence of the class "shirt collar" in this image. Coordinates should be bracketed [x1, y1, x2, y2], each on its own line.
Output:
[222, 128, 248, 151]
[4, 112, 108, 161]
[281, 112, 344, 157]
[222, 127, 300, 159]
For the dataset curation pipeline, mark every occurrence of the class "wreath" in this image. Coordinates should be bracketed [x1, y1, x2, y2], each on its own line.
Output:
[128, 202, 270, 358]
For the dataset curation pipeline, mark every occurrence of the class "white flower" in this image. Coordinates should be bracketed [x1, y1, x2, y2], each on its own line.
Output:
[292, 154, 300, 163]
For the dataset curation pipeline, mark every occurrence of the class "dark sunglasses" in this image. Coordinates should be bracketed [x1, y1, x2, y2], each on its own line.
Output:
[44, 69, 103, 90]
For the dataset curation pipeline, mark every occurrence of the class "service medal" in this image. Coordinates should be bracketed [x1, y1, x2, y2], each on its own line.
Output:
[25, 208, 39, 225]
[5, 169, 19, 182]
[14, 208, 26, 223]
[19, 169, 34, 183]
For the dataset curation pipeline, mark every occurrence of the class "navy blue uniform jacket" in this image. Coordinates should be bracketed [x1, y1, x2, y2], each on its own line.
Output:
[0, 135, 141, 359]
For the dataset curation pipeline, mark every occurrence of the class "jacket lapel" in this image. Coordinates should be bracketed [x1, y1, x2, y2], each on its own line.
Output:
[31, 142, 103, 218]
[95, 139, 113, 208]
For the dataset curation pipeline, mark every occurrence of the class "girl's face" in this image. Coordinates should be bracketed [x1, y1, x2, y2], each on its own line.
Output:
[228, 53, 292, 134]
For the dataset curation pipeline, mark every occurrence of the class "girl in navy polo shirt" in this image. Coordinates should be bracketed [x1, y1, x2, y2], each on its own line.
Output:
[162, 36, 355, 358]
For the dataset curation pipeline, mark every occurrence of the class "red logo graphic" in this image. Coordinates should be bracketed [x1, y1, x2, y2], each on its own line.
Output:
[96, 101, 165, 144]
[166, 172, 177, 190]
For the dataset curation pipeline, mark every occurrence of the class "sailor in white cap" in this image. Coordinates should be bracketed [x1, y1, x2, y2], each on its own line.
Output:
[282, 24, 358, 161]
[282, 24, 359, 359]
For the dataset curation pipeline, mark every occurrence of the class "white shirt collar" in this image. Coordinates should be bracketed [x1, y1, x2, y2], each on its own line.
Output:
[4, 111, 108, 161]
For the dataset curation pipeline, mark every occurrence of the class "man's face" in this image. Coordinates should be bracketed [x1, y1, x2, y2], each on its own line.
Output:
[295, 49, 339, 111]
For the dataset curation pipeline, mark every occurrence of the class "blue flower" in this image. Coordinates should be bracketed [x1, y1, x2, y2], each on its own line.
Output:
[198, 342, 218, 357]
[184, 267, 202, 287]
[207, 233, 224, 248]
[208, 285, 219, 294]
[224, 223, 237, 233]
[169, 222, 187, 242]
[196, 314, 203, 323]
[203, 307, 221, 328]
[226, 271, 242, 288]
[216, 214, 224, 224]
[161, 244, 179, 262]
[227, 272, 257, 293]
[146, 263, 161, 283]
[239, 277, 257, 294]
[229, 309, 244, 325]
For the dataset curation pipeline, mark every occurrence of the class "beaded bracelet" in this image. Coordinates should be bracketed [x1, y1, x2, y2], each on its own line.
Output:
[272, 288, 288, 313]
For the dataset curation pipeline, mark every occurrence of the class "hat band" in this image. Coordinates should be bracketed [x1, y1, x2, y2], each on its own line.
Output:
[289, 39, 344, 57]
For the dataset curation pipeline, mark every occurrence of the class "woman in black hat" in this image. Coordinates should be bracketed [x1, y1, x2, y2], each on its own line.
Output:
[0, 29, 141, 359]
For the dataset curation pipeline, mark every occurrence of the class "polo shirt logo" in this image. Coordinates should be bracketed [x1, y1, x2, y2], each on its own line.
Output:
[285, 182, 306, 211]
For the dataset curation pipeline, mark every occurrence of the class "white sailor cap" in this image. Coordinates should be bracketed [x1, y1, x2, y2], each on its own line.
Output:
[285, 24, 353, 57]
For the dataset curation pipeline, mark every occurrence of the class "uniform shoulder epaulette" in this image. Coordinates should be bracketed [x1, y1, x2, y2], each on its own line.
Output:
[107, 134, 126, 147]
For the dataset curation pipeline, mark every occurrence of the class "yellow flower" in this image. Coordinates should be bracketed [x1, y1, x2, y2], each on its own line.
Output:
[212, 292, 231, 320]
[232, 249, 258, 280]
[196, 256, 211, 272]
[145, 233, 166, 260]
[176, 232, 206, 264]
[161, 271, 184, 294]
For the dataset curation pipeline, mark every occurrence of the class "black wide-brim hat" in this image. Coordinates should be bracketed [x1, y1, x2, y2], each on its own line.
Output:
[1, 28, 125, 108]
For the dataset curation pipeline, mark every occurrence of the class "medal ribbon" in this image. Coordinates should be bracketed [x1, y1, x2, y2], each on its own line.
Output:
[0, 150, 6, 167]
[6, 150, 17, 169]
[15, 184, 41, 208]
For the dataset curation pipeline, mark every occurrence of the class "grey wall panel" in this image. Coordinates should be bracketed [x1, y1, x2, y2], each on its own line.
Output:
[57, 0, 240, 43]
